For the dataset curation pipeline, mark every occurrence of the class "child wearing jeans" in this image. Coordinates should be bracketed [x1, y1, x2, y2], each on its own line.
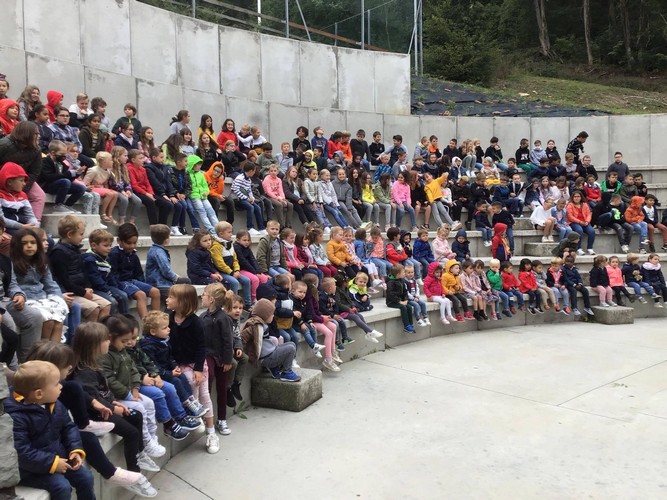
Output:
[500, 261, 525, 313]
[622, 253, 660, 305]
[487, 258, 512, 318]
[473, 201, 493, 247]
[562, 256, 594, 316]
[256, 220, 289, 277]
[289, 280, 325, 358]
[145, 224, 191, 305]
[386, 264, 414, 334]
[531, 260, 556, 311]
[403, 265, 430, 326]
[333, 273, 383, 343]
[546, 257, 571, 314]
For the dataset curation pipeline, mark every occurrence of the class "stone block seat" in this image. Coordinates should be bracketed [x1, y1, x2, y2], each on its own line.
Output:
[251, 368, 323, 412]
[591, 305, 634, 324]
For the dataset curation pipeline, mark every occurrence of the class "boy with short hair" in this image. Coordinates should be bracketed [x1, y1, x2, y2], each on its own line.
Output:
[50, 216, 111, 322]
[403, 264, 430, 327]
[145, 224, 190, 304]
[108, 223, 161, 318]
[500, 261, 525, 313]
[231, 162, 266, 236]
[562, 256, 594, 316]
[473, 201, 493, 247]
[6, 360, 94, 500]
[566, 131, 588, 165]
[81, 229, 130, 314]
[41, 139, 86, 213]
[257, 143, 277, 176]
[170, 152, 200, 235]
[256, 220, 289, 277]
[545, 257, 571, 314]
[369, 131, 385, 166]
[413, 228, 435, 272]
[386, 264, 414, 334]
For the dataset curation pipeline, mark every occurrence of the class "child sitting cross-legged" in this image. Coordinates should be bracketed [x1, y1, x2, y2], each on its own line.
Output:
[241, 298, 302, 381]
[386, 264, 415, 334]
[403, 264, 430, 326]
[108, 223, 161, 319]
[7, 360, 96, 500]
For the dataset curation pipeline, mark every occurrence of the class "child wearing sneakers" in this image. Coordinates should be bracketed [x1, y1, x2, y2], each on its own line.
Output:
[622, 253, 660, 305]
[349, 272, 374, 312]
[290, 280, 325, 358]
[223, 292, 249, 407]
[386, 264, 414, 334]
[442, 260, 473, 322]
[319, 277, 354, 348]
[333, 273, 383, 343]
[473, 260, 500, 319]
[532, 260, 557, 311]
[423, 262, 455, 324]
[403, 265, 430, 326]
[487, 259, 512, 318]
[546, 257, 571, 314]
[302, 274, 340, 372]
[642, 253, 667, 304]
[518, 259, 543, 314]
[460, 260, 489, 321]
[562, 256, 594, 316]
[500, 261, 525, 313]
[589, 255, 616, 307]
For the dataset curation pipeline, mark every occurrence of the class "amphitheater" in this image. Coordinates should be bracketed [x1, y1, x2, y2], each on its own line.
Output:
[1, 0, 667, 498]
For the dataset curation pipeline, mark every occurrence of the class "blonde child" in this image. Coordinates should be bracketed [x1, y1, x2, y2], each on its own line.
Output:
[367, 226, 391, 281]
[349, 272, 373, 312]
[110, 146, 141, 225]
[326, 226, 358, 278]
[302, 274, 341, 372]
[531, 260, 556, 311]
[343, 227, 379, 284]
[360, 171, 380, 226]
[432, 224, 456, 263]
[308, 227, 338, 277]
[303, 168, 332, 232]
[262, 164, 293, 228]
[333, 273, 383, 343]
[84, 151, 119, 224]
[167, 284, 219, 454]
[546, 257, 571, 314]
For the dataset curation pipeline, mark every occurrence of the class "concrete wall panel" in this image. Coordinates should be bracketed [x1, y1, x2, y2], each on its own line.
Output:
[261, 36, 300, 105]
[0, 47, 27, 90]
[494, 117, 531, 160]
[529, 117, 570, 154]
[182, 89, 227, 140]
[299, 43, 337, 109]
[1, 0, 24, 50]
[84, 68, 136, 124]
[374, 52, 411, 115]
[219, 28, 261, 100]
[226, 97, 269, 137]
[24, 0, 81, 64]
[650, 115, 667, 166]
[130, 2, 177, 85]
[383, 114, 421, 157]
[177, 17, 220, 93]
[307, 109, 347, 138]
[337, 48, 375, 113]
[457, 117, 494, 144]
[80, 0, 131, 75]
[609, 115, 650, 166]
[136, 80, 183, 140]
[570, 116, 610, 167]
[346, 111, 384, 143]
[26, 54, 85, 107]
[269, 103, 308, 146]
[419, 116, 457, 146]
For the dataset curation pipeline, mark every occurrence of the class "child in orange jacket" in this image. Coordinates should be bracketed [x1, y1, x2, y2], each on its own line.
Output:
[326, 227, 359, 278]
[441, 260, 472, 322]
[624, 196, 649, 253]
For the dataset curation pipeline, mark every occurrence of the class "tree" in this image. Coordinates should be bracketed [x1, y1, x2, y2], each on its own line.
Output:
[533, 0, 551, 57]
[582, 0, 593, 65]
[618, 0, 634, 68]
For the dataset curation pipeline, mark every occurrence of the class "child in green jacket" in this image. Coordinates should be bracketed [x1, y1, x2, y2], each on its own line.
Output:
[186, 155, 218, 234]
[486, 258, 512, 318]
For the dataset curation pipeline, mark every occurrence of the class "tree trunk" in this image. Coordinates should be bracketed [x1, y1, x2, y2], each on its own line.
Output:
[618, 0, 634, 68]
[533, 0, 551, 57]
[583, 0, 593, 65]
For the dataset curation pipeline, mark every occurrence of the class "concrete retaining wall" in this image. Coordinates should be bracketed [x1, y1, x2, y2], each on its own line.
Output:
[0, 0, 665, 166]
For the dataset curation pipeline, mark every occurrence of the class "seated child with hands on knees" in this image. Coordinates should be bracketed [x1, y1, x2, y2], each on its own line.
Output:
[302, 273, 341, 372]
[403, 264, 430, 326]
[7, 360, 96, 500]
[423, 262, 455, 324]
[186, 231, 223, 285]
[333, 273, 383, 343]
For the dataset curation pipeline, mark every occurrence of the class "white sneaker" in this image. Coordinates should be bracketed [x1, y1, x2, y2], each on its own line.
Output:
[483, 241, 492, 247]
[206, 432, 220, 454]
[127, 476, 158, 498]
[452, 222, 462, 230]
[365, 332, 379, 343]
[441, 317, 450, 325]
[248, 228, 261, 237]
[322, 359, 340, 372]
[99, 222, 108, 229]
[586, 249, 596, 255]
[417, 278, 424, 286]
[324, 227, 332, 234]
[417, 319, 426, 327]
[170, 226, 183, 236]
[144, 438, 166, 458]
[547, 236, 554, 242]
[53, 204, 74, 214]
[259, 229, 268, 236]
[216, 419, 231, 436]
[108, 467, 143, 487]
[312, 343, 324, 358]
[372, 279, 383, 287]
[541, 236, 550, 243]
[291, 358, 300, 369]
[136, 452, 160, 472]
[332, 351, 343, 364]
[80, 420, 115, 436]
[369, 329, 383, 338]
[600, 302, 609, 307]
[621, 244, 629, 252]
[424, 318, 431, 325]
[576, 249, 585, 256]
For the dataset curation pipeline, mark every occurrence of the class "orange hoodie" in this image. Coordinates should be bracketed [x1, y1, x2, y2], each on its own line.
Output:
[624, 196, 645, 223]
[204, 161, 225, 198]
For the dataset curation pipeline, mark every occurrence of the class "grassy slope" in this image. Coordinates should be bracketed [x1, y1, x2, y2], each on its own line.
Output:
[492, 73, 667, 115]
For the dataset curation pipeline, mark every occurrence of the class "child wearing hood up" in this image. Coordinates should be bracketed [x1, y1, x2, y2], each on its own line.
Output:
[399, 231, 423, 283]
[423, 262, 454, 324]
[491, 223, 511, 262]
[624, 196, 650, 253]
[551, 231, 580, 260]
[451, 229, 470, 263]
[0, 163, 39, 232]
[442, 260, 473, 322]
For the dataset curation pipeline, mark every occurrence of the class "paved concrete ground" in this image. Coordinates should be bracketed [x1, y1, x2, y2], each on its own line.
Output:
[147, 319, 667, 499]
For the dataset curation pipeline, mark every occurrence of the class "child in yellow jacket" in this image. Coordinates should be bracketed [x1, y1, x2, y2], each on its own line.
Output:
[441, 260, 472, 321]
[210, 221, 252, 309]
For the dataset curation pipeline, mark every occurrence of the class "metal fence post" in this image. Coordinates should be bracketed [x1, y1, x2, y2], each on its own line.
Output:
[285, 0, 289, 38]
[360, 0, 365, 49]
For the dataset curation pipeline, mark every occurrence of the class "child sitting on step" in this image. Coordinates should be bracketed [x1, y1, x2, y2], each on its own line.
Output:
[403, 264, 430, 327]
[589, 255, 616, 307]
[386, 264, 415, 334]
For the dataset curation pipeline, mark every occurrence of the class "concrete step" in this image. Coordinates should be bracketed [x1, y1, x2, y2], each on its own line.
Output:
[251, 368, 322, 412]
[591, 305, 634, 324]
[524, 241, 558, 257]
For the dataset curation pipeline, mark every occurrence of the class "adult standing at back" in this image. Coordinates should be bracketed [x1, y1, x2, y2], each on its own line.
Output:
[607, 151, 630, 182]
[0, 121, 45, 222]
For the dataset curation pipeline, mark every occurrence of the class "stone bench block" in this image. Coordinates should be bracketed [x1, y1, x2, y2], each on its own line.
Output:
[591, 305, 634, 325]
[41, 213, 103, 236]
[15, 486, 50, 500]
[524, 242, 557, 257]
[251, 368, 322, 412]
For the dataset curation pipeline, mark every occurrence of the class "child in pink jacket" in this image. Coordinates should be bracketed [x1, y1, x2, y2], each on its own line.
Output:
[432, 224, 456, 263]
[391, 171, 417, 230]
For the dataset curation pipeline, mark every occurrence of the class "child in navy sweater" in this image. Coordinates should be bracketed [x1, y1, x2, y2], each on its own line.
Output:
[185, 232, 222, 285]
[473, 201, 493, 247]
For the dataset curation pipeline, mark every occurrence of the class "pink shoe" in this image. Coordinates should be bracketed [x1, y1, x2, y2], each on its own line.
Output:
[447, 315, 458, 322]
[441, 317, 450, 325]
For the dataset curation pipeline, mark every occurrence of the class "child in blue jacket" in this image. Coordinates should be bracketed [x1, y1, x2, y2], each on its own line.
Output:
[145, 224, 190, 304]
[81, 229, 129, 314]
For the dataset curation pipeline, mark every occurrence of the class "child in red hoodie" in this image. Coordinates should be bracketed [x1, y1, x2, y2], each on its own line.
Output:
[0, 163, 39, 233]
[491, 223, 511, 261]
[385, 227, 408, 265]
[518, 258, 543, 314]
[500, 261, 525, 312]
